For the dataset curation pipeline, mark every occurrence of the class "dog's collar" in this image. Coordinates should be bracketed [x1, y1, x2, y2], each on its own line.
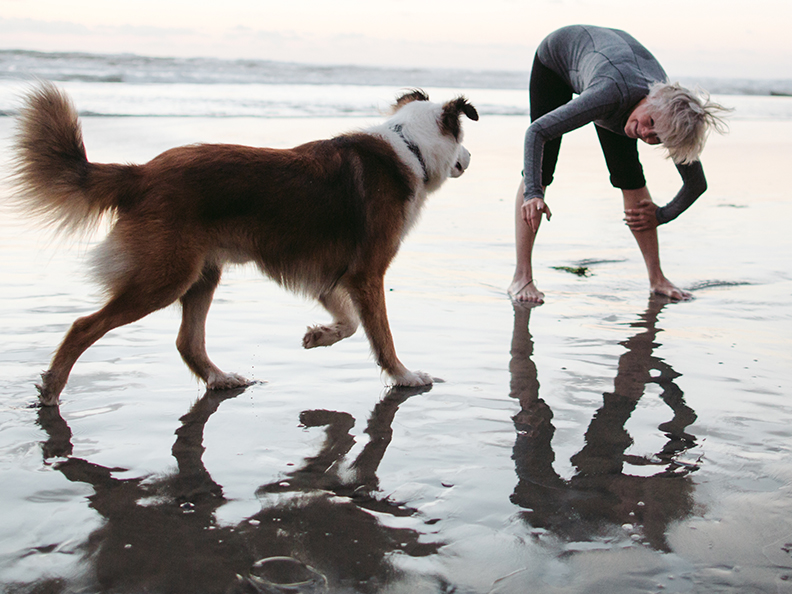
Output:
[390, 123, 429, 183]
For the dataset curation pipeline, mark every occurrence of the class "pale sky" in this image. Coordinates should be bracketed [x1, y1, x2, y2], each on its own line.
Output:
[1, 0, 790, 79]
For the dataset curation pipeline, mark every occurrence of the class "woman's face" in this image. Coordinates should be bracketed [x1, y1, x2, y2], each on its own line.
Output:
[625, 99, 661, 145]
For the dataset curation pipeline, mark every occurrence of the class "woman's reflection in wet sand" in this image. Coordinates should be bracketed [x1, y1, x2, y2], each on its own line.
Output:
[509, 297, 699, 551]
[33, 385, 442, 594]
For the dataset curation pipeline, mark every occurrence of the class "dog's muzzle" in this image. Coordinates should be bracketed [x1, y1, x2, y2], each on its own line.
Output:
[450, 146, 471, 178]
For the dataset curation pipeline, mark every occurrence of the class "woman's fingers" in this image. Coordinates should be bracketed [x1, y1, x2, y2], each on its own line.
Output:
[522, 198, 551, 232]
[623, 200, 657, 231]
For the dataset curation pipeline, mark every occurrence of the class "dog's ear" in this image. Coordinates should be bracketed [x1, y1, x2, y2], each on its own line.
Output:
[393, 88, 430, 111]
[440, 96, 479, 139]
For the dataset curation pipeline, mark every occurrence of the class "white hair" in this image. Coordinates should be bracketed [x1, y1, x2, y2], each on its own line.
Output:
[646, 82, 731, 164]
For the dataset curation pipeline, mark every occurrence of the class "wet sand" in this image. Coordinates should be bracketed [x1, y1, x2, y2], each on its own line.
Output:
[1, 111, 791, 593]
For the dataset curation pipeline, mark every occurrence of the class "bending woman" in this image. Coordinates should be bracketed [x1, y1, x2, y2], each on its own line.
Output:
[509, 25, 728, 303]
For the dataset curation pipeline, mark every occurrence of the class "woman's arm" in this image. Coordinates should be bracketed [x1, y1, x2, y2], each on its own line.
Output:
[521, 196, 552, 232]
[623, 162, 707, 230]
[523, 81, 622, 201]
[656, 161, 707, 224]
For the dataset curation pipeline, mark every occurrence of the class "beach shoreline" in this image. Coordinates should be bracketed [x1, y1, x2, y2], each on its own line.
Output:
[1, 112, 791, 593]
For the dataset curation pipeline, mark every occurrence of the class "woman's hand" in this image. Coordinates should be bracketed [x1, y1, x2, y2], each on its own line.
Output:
[624, 199, 658, 232]
[521, 197, 552, 233]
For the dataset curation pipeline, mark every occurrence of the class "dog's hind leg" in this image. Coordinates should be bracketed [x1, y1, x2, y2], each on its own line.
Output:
[303, 287, 360, 349]
[345, 275, 432, 387]
[177, 264, 252, 390]
[39, 281, 191, 406]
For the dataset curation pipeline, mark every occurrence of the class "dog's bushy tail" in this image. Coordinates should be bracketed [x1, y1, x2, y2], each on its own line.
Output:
[11, 82, 138, 236]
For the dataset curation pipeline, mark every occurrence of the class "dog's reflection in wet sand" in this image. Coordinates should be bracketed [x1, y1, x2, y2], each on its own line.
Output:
[34, 385, 443, 593]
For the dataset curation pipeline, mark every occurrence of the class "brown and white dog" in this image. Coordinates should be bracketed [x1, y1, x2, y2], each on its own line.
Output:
[11, 84, 478, 406]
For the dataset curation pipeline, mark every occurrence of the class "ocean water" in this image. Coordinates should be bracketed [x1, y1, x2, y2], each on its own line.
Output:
[1, 49, 792, 594]
[1, 48, 792, 119]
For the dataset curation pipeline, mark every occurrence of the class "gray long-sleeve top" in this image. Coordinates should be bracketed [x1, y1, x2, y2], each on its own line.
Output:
[524, 25, 706, 224]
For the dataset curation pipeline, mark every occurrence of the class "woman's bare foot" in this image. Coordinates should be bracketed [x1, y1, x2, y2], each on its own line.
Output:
[508, 278, 544, 303]
[651, 277, 692, 301]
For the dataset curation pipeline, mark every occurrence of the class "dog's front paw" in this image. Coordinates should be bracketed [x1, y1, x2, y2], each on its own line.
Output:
[392, 370, 434, 387]
[303, 325, 333, 349]
[302, 323, 355, 349]
[207, 372, 253, 391]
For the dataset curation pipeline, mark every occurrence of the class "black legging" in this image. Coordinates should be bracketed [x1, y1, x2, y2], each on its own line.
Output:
[529, 53, 647, 191]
